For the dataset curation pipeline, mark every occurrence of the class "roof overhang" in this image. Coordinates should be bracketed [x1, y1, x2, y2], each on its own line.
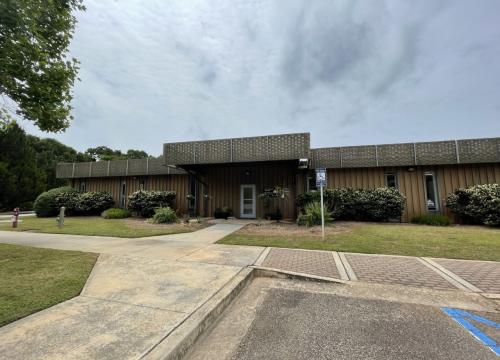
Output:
[163, 133, 310, 166]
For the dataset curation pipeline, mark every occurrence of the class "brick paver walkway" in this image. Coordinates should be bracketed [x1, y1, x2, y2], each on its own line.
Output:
[432, 258, 500, 294]
[261, 248, 340, 279]
[344, 253, 457, 291]
[258, 248, 500, 293]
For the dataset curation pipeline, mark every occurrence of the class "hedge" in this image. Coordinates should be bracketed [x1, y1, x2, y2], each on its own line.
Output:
[34, 187, 114, 217]
[128, 190, 176, 217]
[34, 187, 77, 217]
[446, 184, 500, 226]
[297, 187, 406, 222]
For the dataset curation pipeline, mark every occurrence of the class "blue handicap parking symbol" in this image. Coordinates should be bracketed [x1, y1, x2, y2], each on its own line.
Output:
[442, 307, 500, 356]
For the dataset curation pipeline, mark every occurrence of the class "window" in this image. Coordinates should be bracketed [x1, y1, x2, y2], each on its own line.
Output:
[119, 180, 127, 208]
[385, 173, 398, 188]
[139, 177, 146, 190]
[424, 171, 439, 211]
[79, 181, 86, 192]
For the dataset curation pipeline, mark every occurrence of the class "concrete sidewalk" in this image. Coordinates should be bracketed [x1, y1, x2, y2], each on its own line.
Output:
[0, 224, 265, 360]
[1, 228, 499, 359]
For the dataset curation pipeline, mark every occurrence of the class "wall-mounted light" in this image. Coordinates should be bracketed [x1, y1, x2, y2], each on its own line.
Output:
[245, 170, 251, 176]
[407, 167, 416, 172]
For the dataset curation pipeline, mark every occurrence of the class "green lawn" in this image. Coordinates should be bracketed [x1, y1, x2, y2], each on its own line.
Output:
[0, 244, 97, 327]
[218, 223, 500, 261]
[0, 216, 203, 238]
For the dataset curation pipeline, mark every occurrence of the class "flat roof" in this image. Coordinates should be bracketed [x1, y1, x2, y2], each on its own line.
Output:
[57, 134, 500, 179]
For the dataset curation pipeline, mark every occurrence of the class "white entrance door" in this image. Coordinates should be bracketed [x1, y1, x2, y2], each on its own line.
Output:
[240, 184, 256, 218]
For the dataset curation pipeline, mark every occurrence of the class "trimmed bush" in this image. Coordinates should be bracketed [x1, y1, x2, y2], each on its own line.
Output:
[128, 190, 176, 217]
[34, 187, 115, 217]
[298, 201, 332, 226]
[151, 207, 178, 224]
[34, 187, 77, 217]
[75, 192, 114, 215]
[297, 187, 406, 222]
[411, 214, 452, 226]
[446, 184, 500, 226]
[101, 208, 130, 219]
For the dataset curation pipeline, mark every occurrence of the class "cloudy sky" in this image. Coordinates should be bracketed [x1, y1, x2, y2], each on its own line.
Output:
[22, 0, 500, 156]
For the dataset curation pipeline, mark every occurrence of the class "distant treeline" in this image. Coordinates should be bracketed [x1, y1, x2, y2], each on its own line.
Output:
[0, 122, 148, 211]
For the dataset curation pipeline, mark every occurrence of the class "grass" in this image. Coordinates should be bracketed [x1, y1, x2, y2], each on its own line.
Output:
[0, 216, 204, 238]
[0, 243, 97, 327]
[218, 222, 500, 261]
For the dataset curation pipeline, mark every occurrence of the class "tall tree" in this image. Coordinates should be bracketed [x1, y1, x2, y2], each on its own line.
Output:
[0, 122, 46, 210]
[0, 0, 85, 131]
[28, 136, 93, 189]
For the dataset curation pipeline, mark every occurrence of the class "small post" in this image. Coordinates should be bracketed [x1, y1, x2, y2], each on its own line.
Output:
[320, 184, 325, 239]
[57, 207, 65, 228]
[315, 168, 327, 240]
[11, 207, 19, 228]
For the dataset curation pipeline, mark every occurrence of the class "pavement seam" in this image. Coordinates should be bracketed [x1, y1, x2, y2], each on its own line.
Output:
[78, 295, 190, 314]
[338, 252, 358, 281]
[416, 258, 474, 292]
[332, 251, 349, 280]
[420, 258, 483, 293]
[254, 247, 271, 266]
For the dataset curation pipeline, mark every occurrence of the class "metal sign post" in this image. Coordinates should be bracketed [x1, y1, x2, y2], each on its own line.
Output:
[315, 168, 327, 239]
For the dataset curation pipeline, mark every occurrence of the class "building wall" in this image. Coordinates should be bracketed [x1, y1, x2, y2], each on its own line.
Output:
[72, 174, 190, 214]
[196, 162, 302, 219]
[327, 163, 500, 222]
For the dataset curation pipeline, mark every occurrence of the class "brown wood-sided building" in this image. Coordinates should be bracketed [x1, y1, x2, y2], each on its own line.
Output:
[57, 133, 500, 222]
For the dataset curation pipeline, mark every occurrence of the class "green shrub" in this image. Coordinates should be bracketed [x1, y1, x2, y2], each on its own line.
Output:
[75, 192, 114, 215]
[34, 187, 115, 217]
[298, 201, 333, 226]
[411, 214, 452, 226]
[151, 207, 178, 224]
[297, 187, 406, 222]
[101, 208, 130, 219]
[128, 190, 176, 217]
[446, 184, 500, 226]
[54, 190, 80, 215]
[34, 187, 77, 217]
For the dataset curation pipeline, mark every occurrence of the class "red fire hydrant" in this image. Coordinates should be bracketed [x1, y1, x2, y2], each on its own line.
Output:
[12, 207, 20, 228]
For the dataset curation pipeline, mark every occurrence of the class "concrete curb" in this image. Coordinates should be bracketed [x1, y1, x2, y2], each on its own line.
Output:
[140, 267, 255, 360]
[251, 266, 347, 284]
[140, 264, 346, 360]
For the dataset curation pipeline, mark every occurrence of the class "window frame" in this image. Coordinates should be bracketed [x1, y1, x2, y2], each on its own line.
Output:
[385, 172, 398, 189]
[424, 171, 439, 212]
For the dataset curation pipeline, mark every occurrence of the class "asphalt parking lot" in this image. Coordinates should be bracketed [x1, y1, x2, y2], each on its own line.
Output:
[185, 278, 500, 360]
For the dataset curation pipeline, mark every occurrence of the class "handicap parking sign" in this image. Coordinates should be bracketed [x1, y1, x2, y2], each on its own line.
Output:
[316, 168, 326, 188]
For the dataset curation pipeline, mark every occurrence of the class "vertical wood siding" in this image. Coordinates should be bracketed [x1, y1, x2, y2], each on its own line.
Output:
[327, 163, 500, 222]
[198, 162, 299, 219]
[72, 175, 189, 213]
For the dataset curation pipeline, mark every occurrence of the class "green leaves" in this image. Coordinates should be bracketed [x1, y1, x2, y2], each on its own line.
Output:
[0, 0, 85, 132]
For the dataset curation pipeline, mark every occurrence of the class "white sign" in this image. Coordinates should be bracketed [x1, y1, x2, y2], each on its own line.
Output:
[316, 168, 326, 188]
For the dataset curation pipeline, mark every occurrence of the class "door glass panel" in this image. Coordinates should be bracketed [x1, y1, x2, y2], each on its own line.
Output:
[241, 186, 255, 216]
[243, 187, 252, 199]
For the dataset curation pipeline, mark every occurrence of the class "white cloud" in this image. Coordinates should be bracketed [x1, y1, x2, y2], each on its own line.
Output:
[21, 0, 500, 154]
